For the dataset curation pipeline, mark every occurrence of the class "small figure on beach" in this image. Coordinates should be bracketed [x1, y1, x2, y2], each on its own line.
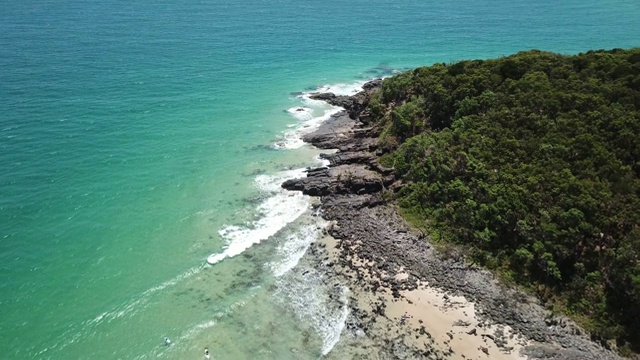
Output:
[163, 337, 172, 346]
[204, 347, 210, 359]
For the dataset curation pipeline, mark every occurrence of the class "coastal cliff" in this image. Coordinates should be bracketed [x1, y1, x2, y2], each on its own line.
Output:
[283, 49, 640, 359]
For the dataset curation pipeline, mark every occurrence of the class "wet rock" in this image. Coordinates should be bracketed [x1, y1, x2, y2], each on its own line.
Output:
[308, 79, 381, 120]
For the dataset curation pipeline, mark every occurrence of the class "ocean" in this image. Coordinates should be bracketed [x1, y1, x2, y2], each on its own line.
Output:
[1, 0, 638, 358]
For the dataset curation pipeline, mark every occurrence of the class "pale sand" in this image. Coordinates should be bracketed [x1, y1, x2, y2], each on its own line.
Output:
[384, 281, 529, 360]
[321, 231, 529, 359]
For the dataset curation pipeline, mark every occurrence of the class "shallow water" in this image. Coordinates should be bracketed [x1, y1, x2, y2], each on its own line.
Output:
[1, 0, 639, 358]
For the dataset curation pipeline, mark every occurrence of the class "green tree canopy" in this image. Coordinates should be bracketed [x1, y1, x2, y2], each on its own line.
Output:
[371, 48, 640, 352]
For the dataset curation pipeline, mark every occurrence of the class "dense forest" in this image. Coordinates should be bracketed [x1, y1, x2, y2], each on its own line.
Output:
[369, 49, 640, 353]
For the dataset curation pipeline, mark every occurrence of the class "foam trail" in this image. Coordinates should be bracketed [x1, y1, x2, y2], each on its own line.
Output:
[316, 155, 330, 167]
[286, 106, 314, 121]
[276, 266, 351, 357]
[270, 220, 327, 277]
[275, 107, 343, 149]
[102, 265, 204, 322]
[135, 289, 259, 360]
[275, 81, 368, 150]
[313, 80, 368, 96]
[149, 320, 218, 359]
[207, 168, 309, 265]
[269, 81, 367, 355]
[321, 286, 350, 356]
[51, 265, 205, 355]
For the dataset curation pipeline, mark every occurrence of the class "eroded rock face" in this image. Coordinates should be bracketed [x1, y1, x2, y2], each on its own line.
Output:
[282, 79, 622, 360]
[284, 80, 392, 198]
[282, 164, 393, 197]
[309, 78, 382, 120]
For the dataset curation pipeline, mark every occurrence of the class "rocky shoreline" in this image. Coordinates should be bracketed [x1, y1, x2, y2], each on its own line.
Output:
[282, 80, 623, 360]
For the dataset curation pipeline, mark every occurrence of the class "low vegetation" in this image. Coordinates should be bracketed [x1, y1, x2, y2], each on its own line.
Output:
[370, 49, 640, 353]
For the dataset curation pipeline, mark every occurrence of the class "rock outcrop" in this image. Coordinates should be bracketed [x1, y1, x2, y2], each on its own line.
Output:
[282, 79, 623, 360]
[309, 78, 382, 120]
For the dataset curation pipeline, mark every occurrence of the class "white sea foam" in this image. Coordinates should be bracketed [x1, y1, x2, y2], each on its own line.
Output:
[176, 320, 217, 343]
[275, 107, 343, 149]
[134, 288, 260, 359]
[266, 81, 368, 355]
[286, 106, 314, 121]
[81, 265, 205, 328]
[270, 220, 327, 277]
[276, 266, 350, 357]
[275, 81, 367, 150]
[207, 168, 310, 265]
[321, 286, 350, 356]
[147, 319, 220, 359]
[52, 265, 206, 355]
[314, 80, 367, 96]
[317, 155, 330, 167]
[102, 265, 204, 322]
[83, 266, 204, 332]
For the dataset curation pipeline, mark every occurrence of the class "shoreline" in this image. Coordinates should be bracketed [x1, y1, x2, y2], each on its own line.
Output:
[283, 80, 623, 360]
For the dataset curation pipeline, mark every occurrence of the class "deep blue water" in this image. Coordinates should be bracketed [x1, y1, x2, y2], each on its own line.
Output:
[1, 0, 638, 358]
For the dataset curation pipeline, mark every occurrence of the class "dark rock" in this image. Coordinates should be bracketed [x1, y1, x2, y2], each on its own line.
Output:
[309, 92, 337, 101]
[308, 79, 382, 120]
[453, 320, 471, 327]
[481, 333, 495, 342]
[279, 76, 624, 360]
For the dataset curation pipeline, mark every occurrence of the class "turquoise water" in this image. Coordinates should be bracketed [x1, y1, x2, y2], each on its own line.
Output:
[1, 0, 638, 358]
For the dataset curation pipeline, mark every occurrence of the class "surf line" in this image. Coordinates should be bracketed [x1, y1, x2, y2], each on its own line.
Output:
[205, 80, 369, 267]
[206, 169, 310, 266]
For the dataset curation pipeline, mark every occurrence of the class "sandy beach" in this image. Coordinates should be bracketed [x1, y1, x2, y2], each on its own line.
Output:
[317, 232, 529, 359]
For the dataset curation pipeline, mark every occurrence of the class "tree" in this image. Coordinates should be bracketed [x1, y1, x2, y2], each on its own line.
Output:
[369, 48, 640, 351]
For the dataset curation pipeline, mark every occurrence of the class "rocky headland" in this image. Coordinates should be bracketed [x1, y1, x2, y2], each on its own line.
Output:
[282, 80, 624, 360]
